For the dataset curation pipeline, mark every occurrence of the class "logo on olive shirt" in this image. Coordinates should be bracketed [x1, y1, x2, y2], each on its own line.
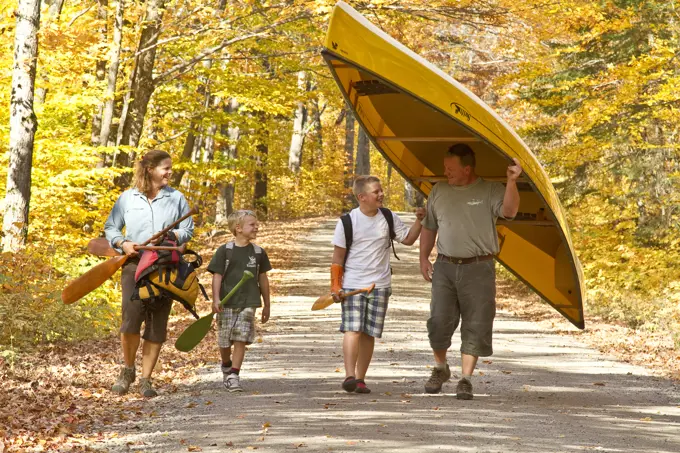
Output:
[247, 256, 257, 267]
[467, 199, 484, 206]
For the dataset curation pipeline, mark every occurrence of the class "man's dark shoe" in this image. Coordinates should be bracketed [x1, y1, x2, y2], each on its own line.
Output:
[424, 364, 451, 394]
[342, 376, 358, 392]
[456, 378, 473, 400]
[139, 378, 158, 398]
[111, 366, 136, 395]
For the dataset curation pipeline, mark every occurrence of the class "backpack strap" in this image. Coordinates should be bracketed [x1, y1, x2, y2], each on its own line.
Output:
[223, 241, 263, 277]
[223, 241, 234, 278]
[379, 207, 400, 261]
[340, 213, 352, 267]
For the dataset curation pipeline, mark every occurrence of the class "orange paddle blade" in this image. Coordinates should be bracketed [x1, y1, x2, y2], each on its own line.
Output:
[311, 283, 376, 311]
[88, 237, 120, 257]
[311, 293, 334, 311]
[61, 255, 128, 304]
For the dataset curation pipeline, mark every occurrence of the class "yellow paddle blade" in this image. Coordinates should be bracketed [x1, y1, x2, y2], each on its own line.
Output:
[61, 255, 128, 304]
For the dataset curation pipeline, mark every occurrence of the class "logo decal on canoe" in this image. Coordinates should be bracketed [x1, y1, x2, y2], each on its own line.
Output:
[332, 41, 338, 50]
[450, 102, 471, 122]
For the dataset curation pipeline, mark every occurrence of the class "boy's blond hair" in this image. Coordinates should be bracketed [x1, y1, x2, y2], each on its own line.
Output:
[227, 209, 256, 235]
[352, 175, 381, 198]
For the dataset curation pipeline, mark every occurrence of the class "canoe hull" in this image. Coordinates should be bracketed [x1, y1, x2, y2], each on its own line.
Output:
[322, 1, 585, 328]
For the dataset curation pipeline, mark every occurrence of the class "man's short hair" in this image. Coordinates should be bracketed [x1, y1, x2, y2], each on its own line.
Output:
[227, 209, 256, 235]
[447, 143, 476, 168]
[352, 175, 381, 198]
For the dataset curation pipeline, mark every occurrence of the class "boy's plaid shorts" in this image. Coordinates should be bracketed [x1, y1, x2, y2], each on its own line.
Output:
[216, 307, 256, 348]
[340, 287, 392, 338]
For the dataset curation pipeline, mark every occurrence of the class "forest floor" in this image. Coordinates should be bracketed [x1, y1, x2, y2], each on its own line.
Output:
[2, 214, 679, 452]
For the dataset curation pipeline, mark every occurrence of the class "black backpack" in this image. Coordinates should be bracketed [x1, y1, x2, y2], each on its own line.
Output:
[340, 207, 400, 266]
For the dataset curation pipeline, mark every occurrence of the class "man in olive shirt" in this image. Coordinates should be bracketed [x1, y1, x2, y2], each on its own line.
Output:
[419, 144, 522, 399]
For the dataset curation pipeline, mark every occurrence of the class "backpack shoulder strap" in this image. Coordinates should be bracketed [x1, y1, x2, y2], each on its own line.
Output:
[379, 207, 396, 239]
[223, 241, 235, 277]
[340, 213, 352, 266]
[379, 207, 400, 261]
[251, 243, 263, 277]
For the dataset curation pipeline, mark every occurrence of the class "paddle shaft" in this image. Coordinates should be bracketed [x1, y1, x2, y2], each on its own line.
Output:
[107, 206, 197, 264]
[219, 271, 254, 307]
[61, 207, 198, 304]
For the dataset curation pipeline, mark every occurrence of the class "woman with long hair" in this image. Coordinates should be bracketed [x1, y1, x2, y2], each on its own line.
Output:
[104, 150, 194, 397]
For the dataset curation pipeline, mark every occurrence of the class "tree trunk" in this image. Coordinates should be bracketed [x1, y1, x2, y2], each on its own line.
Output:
[2, 0, 41, 252]
[115, 0, 166, 187]
[170, 125, 197, 187]
[91, 0, 109, 147]
[254, 142, 268, 217]
[288, 70, 307, 172]
[356, 126, 370, 176]
[97, 0, 124, 162]
[215, 97, 240, 223]
[344, 108, 355, 206]
[405, 181, 424, 208]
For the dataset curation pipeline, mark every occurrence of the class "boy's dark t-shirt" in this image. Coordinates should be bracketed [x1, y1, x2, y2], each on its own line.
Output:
[207, 242, 272, 308]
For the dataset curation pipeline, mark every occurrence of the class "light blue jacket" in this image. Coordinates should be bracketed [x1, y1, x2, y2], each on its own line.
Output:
[104, 187, 194, 250]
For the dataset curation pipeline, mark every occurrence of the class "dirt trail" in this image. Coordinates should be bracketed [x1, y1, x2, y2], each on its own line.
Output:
[95, 215, 680, 453]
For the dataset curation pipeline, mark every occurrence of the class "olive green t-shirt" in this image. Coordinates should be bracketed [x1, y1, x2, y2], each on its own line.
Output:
[422, 179, 509, 258]
[207, 242, 272, 308]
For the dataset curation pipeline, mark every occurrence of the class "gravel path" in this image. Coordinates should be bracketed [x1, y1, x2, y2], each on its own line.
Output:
[95, 215, 680, 453]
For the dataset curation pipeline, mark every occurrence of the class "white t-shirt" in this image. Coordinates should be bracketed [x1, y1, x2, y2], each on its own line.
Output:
[332, 208, 409, 289]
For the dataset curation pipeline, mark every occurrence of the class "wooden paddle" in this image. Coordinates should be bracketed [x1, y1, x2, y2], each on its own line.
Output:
[87, 237, 187, 257]
[311, 283, 376, 311]
[175, 270, 255, 352]
[61, 207, 198, 304]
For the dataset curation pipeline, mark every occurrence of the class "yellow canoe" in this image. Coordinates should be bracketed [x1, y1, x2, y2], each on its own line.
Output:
[321, 1, 585, 329]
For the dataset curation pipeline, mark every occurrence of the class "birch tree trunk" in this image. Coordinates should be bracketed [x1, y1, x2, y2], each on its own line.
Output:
[91, 0, 109, 147]
[2, 0, 41, 252]
[355, 126, 370, 176]
[288, 70, 307, 172]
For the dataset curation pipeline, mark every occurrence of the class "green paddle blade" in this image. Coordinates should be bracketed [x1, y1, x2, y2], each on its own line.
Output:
[174, 312, 216, 352]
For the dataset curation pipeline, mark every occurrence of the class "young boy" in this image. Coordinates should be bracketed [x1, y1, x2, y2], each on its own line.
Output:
[207, 210, 272, 392]
[331, 175, 425, 393]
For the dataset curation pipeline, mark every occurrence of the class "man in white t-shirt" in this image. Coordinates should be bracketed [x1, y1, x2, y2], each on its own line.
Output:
[331, 175, 425, 394]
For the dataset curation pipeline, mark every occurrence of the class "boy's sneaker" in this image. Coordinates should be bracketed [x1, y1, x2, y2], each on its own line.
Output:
[225, 373, 243, 393]
[342, 376, 358, 392]
[111, 366, 136, 395]
[424, 364, 451, 394]
[456, 378, 473, 400]
[222, 365, 231, 389]
[355, 379, 371, 394]
[138, 378, 158, 398]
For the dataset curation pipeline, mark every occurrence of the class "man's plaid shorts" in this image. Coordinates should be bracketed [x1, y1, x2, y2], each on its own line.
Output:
[216, 307, 256, 348]
[340, 287, 392, 338]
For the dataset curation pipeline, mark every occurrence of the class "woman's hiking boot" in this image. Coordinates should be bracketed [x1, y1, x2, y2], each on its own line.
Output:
[139, 378, 158, 398]
[424, 364, 451, 394]
[111, 366, 136, 395]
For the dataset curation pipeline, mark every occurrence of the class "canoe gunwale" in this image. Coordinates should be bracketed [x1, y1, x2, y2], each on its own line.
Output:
[321, 49, 585, 328]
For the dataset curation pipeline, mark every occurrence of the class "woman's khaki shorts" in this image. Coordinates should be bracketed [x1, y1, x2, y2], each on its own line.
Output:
[120, 262, 172, 343]
[427, 259, 496, 357]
